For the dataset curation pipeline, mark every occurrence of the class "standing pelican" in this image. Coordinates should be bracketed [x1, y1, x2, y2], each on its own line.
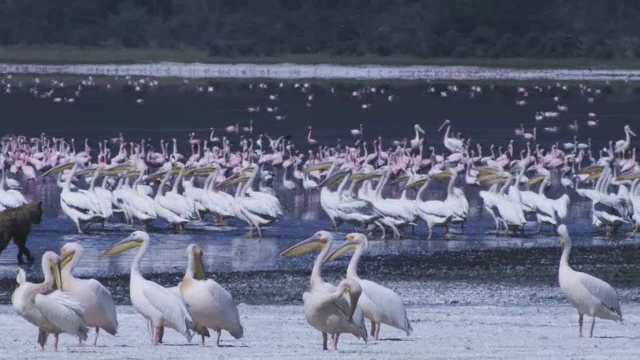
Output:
[325, 233, 412, 340]
[557, 225, 623, 337]
[179, 244, 243, 347]
[102, 231, 193, 345]
[11, 251, 89, 351]
[614, 125, 636, 155]
[60, 242, 118, 345]
[280, 231, 367, 350]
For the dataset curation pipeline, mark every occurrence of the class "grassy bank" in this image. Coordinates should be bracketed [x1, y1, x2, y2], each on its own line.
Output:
[2, 45, 640, 69]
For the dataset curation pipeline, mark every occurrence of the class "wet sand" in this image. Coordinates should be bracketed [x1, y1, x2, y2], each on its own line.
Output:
[2, 304, 638, 359]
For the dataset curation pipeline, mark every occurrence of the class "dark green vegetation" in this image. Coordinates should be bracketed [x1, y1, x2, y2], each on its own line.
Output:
[0, 0, 639, 63]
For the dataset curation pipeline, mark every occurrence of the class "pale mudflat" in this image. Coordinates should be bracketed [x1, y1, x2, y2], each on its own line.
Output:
[1, 303, 638, 360]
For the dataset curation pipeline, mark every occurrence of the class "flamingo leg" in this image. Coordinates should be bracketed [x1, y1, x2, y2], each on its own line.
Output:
[590, 317, 596, 338]
[375, 323, 381, 340]
[322, 332, 328, 350]
[333, 333, 340, 350]
[217, 330, 222, 347]
[201, 333, 206, 347]
[370, 321, 377, 337]
[54, 333, 59, 352]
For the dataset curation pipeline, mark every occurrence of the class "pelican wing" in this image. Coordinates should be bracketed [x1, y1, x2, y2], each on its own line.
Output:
[62, 191, 100, 215]
[337, 199, 379, 216]
[142, 283, 194, 340]
[35, 291, 89, 340]
[577, 272, 622, 319]
[88, 279, 119, 335]
[360, 279, 412, 335]
[205, 279, 244, 339]
[417, 200, 451, 218]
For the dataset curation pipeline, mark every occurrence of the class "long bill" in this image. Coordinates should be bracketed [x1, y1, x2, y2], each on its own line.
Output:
[40, 161, 75, 177]
[323, 242, 357, 264]
[102, 234, 144, 256]
[280, 233, 325, 257]
[52, 260, 62, 290]
[60, 252, 74, 269]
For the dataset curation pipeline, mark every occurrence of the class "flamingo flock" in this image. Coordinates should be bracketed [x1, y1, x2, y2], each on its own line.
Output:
[0, 115, 637, 239]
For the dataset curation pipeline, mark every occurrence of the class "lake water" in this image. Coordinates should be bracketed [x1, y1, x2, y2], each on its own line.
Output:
[1, 74, 640, 309]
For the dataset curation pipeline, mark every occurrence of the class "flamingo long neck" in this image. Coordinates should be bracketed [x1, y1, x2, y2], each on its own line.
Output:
[346, 244, 364, 279]
[132, 240, 150, 274]
[310, 244, 330, 288]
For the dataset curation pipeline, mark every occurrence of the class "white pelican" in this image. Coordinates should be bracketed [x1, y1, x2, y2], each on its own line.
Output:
[325, 233, 412, 340]
[280, 231, 368, 350]
[102, 231, 193, 345]
[438, 119, 464, 153]
[60, 242, 118, 345]
[178, 244, 243, 346]
[615, 125, 636, 155]
[557, 225, 623, 337]
[410, 124, 425, 150]
[11, 251, 89, 351]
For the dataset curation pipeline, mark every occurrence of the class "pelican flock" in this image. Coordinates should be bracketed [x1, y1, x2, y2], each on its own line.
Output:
[2, 79, 636, 352]
[2, 113, 637, 239]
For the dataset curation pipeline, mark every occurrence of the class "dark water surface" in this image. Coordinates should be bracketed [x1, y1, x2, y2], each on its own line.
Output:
[2, 78, 640, 306]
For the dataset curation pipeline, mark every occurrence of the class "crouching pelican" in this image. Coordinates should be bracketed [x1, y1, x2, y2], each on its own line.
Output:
[557, 225, 623, 337]
[11, 251, 89, 351]
[325, 233, 412, 340]
[102, 231, 193, 345]
[60, 242, 118, 345]
[178, 244, 244, 347]
[280, 230, 368, 350]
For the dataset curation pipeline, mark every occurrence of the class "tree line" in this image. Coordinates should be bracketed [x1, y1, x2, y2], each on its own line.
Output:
[0, 0, 639, 59]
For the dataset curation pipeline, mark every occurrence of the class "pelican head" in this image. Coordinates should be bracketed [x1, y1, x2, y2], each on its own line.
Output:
[324, 233, 368, 263]
[60, 242, 84, 270]
[438, 119, 451, 132]
[557, 224, 570, 248]
[280, 231, 333, 257]
[414, 124, 425, 134]
[42, 251, 62, 290]
[186, 244, 206, 280]
[103, 231, 149, 256]
[625, 125, 636, 137]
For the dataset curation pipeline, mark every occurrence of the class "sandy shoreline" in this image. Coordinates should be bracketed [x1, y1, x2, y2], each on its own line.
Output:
[1, 303, 638, 359]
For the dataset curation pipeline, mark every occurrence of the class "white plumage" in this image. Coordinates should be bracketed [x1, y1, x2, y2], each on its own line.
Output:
[102, 231, 193, 345]
[11, 251, 89, 351]
[557, 225, 622, 337]
[60, 242, 118, 345]
[280, 231, 368, 350]
[178, 244, 243, 347]
[325, 233, 412, 340]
